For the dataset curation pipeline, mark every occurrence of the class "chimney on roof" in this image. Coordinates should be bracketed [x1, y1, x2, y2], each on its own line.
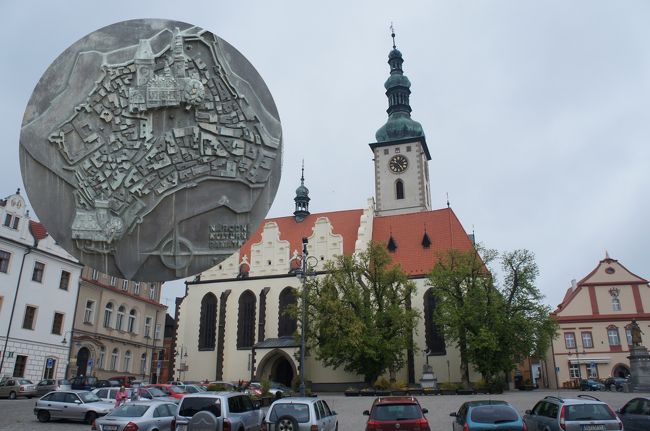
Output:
[571, 279, 577, 291]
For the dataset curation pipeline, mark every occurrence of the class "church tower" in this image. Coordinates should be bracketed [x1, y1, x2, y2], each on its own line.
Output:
[370, 30, 432, 216]
[293, 162, 310, 222]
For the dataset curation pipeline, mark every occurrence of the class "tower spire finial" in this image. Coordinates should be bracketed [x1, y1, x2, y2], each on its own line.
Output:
[301, 159, 305, 183]
[390, 22, 396, 49]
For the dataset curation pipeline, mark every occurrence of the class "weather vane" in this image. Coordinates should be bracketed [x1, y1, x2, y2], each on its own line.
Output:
[390, 22, 396, 49]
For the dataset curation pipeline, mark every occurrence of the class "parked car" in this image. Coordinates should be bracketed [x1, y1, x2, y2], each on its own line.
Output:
[175, 392, 264, 431]
[70, 375, 99, 390]
[523, 394, 623, 431]
[263, 396, 338, 431]
[92, 400, 178, 431]
[616, 396, 650, 431]
[362, 396, 428, 431]
[33, 389, 114, 424]
[35, 378, 71, 396]
[604, 376, 627, 391]
[0, 377, 37, 399]
[580, 379, 606, 391]
[451, 400, 524, 431]
[134, 386, 178, 403]
[146, 383, 186, 400]
[92, 387, 136, 403]
[248, 381, 292, 396]
[178, 384, 205, 394]
[110, 375, 137, 388]
[96, 379, 121, 388]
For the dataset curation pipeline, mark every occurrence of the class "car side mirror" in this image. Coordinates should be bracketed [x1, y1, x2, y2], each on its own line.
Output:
[331, 410, 337, 415]
[525, 410, 532, 415]
[422, 408, 428, 414]
[363, 410, 370, 416]
[75, 400, 81, 404]
[450, 412, 457, 417]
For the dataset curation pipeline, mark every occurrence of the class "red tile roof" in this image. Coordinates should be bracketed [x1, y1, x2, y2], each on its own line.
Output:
[29, 220, 48, 241]
[239, 209, 365, 260]
[372, 208, 475, 276]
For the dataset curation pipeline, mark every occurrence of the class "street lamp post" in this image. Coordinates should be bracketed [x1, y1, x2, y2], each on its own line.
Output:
[295, 237, 317, 397]
[175, 346, 187, 382]
[61, 330, 75, 378]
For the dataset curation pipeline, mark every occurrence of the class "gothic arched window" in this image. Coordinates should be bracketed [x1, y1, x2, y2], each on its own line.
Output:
[423, 289, 446, 355]
[198, 293, 217, 350]
[396, 179, 405, 200]
[237, 290, 256, 349]
[278, 287, 297, 337]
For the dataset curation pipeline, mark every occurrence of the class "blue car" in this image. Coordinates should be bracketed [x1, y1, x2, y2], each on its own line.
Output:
[451, 400, 526, 431]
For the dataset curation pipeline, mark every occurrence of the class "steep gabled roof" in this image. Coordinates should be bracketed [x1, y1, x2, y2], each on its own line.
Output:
[29, 220, 48, 241]
[372, 207, 475, 276]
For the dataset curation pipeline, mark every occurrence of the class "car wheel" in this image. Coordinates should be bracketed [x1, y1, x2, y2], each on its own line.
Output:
[37, 410, 50, 423]
[276, 415, 299, 431]
[26, 395, 33, 399]
[85, 411, 97, 425]
[8, 391, 16, 400]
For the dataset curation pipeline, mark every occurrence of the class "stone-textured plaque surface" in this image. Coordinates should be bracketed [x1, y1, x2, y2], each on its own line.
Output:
[20, 19, 282, 281]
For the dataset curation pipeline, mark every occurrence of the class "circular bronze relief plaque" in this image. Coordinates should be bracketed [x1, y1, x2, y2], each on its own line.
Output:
[20, 19, 282, 281]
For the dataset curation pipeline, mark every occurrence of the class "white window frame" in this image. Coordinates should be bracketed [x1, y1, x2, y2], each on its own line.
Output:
[127, 310, 137, 333]
[134, 282, 140, 295]
[110, 348, 119, 371]
[608, 327, 621, 346]
[84, 300, 95, 324]
[569, 363, 581, 379]
[154, 323, 161, 340]
[116, 306, 125, 331]
[144, 316, 152, 338]
[564, 332, 576, 349]
[122, 280, 129, 291]
[123, 350, 131, 373]
[103, 303, 113, 328]
[612, 297, 621, 311]
[581, 332, 593, 349]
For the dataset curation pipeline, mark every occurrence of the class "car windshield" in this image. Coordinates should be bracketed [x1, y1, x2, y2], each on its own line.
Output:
[270, 403, 310, 423]
[169, 385, 186, 394]
[372, 404, 422, 421]
[179, 397, 221, 417]
[18, 379, 33, 385]
[79, 392, 102, 403]
[110, 404, 150, 417]
[149, 388, 166, 397]
[471, 405, 519, 423]
[58, 379, 70, 385]
[566, 404, 616, 421]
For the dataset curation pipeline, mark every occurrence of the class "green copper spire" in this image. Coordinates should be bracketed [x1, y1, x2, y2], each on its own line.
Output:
[375, 27, 424, 143]
[294, 161, 310, 222]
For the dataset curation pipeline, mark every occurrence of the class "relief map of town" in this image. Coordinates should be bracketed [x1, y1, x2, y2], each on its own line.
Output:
[19, 19, 282, 281]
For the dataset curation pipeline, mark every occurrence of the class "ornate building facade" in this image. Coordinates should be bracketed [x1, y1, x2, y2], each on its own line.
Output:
[175, 38, 481, 389]
[0, 190, 82, 381]
[547, 255, 649, 388]
[68, 267, 167, 382]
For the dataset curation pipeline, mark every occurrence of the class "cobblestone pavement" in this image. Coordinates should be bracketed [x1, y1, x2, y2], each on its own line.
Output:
[0, 389, 642, 431]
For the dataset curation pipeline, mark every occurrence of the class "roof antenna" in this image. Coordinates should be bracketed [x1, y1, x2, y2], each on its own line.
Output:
[605, 250, 610, 260]
[390, 22, 396, 49]
[446, 192, 450, 208]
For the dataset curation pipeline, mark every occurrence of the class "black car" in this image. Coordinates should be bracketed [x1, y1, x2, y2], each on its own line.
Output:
[69, 375, 98, 390]
[617, 397, 650, 431]
[604, 376, 627, 391]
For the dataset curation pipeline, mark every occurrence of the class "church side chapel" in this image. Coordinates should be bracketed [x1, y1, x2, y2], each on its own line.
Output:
[175, 34, 480, 390]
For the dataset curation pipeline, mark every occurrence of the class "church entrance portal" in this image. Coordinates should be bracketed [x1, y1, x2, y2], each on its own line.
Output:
[272, 357, 293, 387]
[256, 349, 296, 388]
[612, 364, 630, 378]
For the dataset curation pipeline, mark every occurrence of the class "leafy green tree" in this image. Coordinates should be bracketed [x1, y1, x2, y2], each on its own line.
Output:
[426, 246, 496, 385]
[301, 241, 419, 384]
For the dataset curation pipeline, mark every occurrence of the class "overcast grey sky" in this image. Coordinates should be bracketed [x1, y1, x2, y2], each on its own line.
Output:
[2, 1, 649, 313]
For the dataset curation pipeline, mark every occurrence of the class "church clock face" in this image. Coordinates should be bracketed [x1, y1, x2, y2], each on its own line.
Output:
[389, 154, 408, 173]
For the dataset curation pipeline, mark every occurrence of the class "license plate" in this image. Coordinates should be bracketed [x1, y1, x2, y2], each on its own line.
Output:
[102, 426, 118, 431]
[176, 425, 187, 431]
[581, 425, 605, 431]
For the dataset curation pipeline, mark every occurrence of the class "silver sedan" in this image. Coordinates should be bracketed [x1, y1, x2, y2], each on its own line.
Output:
[33, 390, 114, 424]
[93, 400, 178, 431]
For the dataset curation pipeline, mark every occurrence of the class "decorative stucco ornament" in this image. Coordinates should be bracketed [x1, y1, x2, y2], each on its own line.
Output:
[20, 19, 282, 281]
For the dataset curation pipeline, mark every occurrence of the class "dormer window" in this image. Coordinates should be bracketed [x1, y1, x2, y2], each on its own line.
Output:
[387, 235, 397, 252]
[422, 232, 431, 248]
[3, 214, 19, 230]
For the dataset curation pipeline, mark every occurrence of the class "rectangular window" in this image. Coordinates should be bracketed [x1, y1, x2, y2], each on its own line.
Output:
[406, 145, 412, 152]
[13, 355, 27, 377]
[23, 305, 37, 330]
[383, 149, 389, 155]
[0, 250, 10, 273]
[3, 214, 19, 229]
[155, 323, 161, 340]
[144, 317, 152, 338]
[3, 214, 11, 227]
[569, 363, 581, 379]
[608, 328, 621, 346]
[110, 276, 116, 287]
[59, 271, 71, 290]
[134, 282, 140, 295]
[122, 280, 129, 291]
[588, 363, 599, 379]
[84, 300, 95, 323]
[626, 328, 633, 345]
[394, 147, 400, 153]
[564, 332, 576, 349]
[32, 261, 45, 282]
[51, 312, 64, 335]
[149, 285, 156, 300]
[581, 332, 593, 349]
[12, 216, 19, 229]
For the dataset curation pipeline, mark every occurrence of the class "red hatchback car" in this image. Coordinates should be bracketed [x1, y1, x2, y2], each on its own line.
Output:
[363, 396, 431, 431]
[145, 384, 186, 400]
